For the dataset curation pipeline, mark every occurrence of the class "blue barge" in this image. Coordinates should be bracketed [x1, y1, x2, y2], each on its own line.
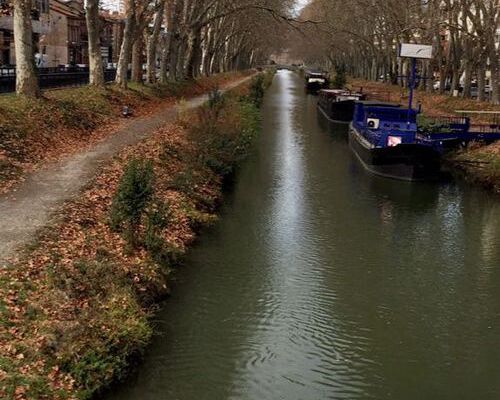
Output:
[349, 102, 500, 181]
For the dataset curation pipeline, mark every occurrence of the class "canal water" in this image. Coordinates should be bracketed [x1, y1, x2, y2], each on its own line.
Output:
[107, 70, 500, 400]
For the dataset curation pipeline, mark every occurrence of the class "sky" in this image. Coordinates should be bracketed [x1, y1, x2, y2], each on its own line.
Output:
[102, 0, 312, 15]
[294, 0, 310, 13]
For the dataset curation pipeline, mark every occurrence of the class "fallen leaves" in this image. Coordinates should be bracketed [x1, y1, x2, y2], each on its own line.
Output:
[0, 74, 258, 399]
[0, 71, 253, 196]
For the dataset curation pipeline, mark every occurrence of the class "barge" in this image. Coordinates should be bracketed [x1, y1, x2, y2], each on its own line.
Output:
[347, 43, 500, 182]
[349, 102, 441, 181]
[317, 89, 366, 123]
[305, 70, 329, 94]
[349, 102, 500, 181]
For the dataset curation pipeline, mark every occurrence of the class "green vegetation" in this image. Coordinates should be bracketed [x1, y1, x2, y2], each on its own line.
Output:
[449, 144, 500, 194]
[417, 115, 453, 134]
[110, 159, 155, 247]
[332, 64, 347, 89]
[0, 71, 250, 192]
[0, 72, 270, 399]
[247, 70, 275, 107]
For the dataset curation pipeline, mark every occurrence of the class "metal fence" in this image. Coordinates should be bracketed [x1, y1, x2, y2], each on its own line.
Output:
[0, 68, 118, 93]
[365, 90, 394, 103]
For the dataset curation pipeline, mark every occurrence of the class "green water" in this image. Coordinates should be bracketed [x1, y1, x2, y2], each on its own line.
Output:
[106, 70, 500, 400]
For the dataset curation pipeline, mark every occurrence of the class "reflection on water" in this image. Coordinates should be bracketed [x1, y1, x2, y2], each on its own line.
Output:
[105, 70, 500, 400]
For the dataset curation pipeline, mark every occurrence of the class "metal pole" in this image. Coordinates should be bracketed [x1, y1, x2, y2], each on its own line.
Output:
[407, 57, 416, 127]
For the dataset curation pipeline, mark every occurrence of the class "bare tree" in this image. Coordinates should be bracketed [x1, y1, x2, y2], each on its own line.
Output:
[290, 0, 500, 104]
[115, 0, 137, 88]
[145, 0, 166, 84]
[85, 0, 105, 86]
[13, 0, 38, 96]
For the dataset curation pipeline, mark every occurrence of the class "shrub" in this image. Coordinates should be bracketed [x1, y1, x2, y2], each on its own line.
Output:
[248, 74, 266, 107]
[144, 200, 175, 266]
[332, 64, 347, 89]
[208, 87, 224, 109]
[110, 159, 154, 246]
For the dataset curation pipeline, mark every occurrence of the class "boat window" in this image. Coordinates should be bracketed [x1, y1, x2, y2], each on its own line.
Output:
[309, 78, 325, 83]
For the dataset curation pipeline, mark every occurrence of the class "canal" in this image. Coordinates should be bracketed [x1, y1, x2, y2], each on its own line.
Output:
[107, 70, 500, 399]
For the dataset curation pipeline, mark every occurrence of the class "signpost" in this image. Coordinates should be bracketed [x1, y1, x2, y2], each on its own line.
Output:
[398, 43, 433, 126]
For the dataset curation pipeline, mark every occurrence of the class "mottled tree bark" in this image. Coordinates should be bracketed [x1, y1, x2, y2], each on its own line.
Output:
[131, 36, 144, 83]
[477, 60, 486, 102]
[85, 0, 104, 86]
[116, 0, 135, 88]
[184, 27, 202, 78]
[13, 0, 39, 96]
[146, 0, 166, 84]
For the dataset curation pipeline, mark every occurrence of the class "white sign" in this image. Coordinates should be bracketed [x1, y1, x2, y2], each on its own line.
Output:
[399, 43, 433, 59]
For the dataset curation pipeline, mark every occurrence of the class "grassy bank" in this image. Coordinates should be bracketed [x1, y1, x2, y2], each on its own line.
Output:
[0, 72, 273, 400]
[0, 71, 251, 194]
[447, 142, 500, 194]
[348, 77, 500, 193]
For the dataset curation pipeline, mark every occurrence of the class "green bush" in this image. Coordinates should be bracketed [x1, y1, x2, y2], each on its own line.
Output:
[248, 74, 266, 107]
[144, 200, 175, 266]
[208, 87, 224, 109]
[110, 159, 154, 246]
[332, 64, 347, 89]
[186, 95, 261, 177]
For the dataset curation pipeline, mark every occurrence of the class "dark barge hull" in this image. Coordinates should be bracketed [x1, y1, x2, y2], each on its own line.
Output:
[349, 126, 441, 181]
[306, 82, 328, 94]
[318, 100, 356, 124]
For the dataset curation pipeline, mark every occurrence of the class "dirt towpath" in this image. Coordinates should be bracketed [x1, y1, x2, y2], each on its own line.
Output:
[0, 76, 253, 263]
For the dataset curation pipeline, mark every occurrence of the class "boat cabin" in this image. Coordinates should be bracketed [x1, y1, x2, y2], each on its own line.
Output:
[317, 89, 367, 123]
[304, 70, 329, 93]
[352, 102, 417, 147]
[349, 101, 442, 181]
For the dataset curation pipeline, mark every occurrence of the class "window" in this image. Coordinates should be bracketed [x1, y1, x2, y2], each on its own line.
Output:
[35, 0, 49, 14]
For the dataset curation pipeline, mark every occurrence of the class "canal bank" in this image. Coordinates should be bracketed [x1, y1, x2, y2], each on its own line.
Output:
[0, 73, 272, 400]
[106, 70, 500, 400]
[447, 143, 500, 195]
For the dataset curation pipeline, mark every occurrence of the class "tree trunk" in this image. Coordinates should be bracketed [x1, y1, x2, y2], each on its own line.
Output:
[451, 65, 460, 95]
[462, 60, 472, 98]
[115, 0, 135, 88]
[491, 63, 499, 105]
[185, 27, 202, 79]
[159, 35, 169, 83]
[85, 0, 104, 86]
[131, 37, 143, 83]
[489, 44, 499, 105]
[163, 0, 180, 81]
[477, 61, 486, 102]
[146, 0, 166, 84]
[175, 38, 186, 78]
[13, 0, 39, 96]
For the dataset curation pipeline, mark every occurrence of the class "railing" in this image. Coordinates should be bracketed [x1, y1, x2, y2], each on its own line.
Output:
[418, 116, 470, 135]
[0, 67, 16, 76]
[456, 110, 500, 124]
[422, 116, 469, 126]
[0, 68, 117, 93]
[0, 65, 90, 76]
[365, 90, 394, 103]
[469, 124, 500, 134]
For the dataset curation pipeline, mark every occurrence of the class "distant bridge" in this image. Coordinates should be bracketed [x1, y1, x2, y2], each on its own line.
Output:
[259, 64, 301, 71]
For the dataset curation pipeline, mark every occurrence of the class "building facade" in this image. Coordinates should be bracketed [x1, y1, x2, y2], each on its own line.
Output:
[0, 0, 50, 65]
[0, 0, 123, 68]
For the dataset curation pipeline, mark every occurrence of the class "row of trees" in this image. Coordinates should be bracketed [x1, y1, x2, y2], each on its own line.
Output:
[12, 0, 292, 96]
[291, 0, 500, 104]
